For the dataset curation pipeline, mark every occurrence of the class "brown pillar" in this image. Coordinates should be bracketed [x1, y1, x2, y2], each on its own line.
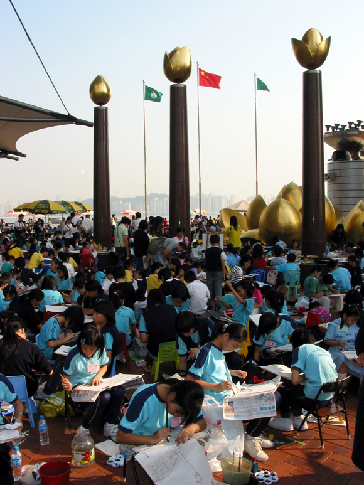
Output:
[94, 106, 111, 249]
[169, 84, 191, 239]
[302, 70, 326, 257]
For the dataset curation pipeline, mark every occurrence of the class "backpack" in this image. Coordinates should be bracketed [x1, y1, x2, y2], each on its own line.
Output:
[147, 237, 166, 255]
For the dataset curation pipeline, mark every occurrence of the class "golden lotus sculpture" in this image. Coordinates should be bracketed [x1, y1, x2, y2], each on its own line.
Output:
[343, 200, 364, 233]
[333, 205, 343, 227]
[259, 198, 302, 245]
[219, 208, 248, 232]
[163, 46, 192, 83]
[277, 182, 302, 211]
[90, 76, 112, 106]
[292, 28, 331, 70]
[246, 195, 266, 230]
[241, 228, 261, 242]
[345, 210, 364, 243]
[325, 197, 336, 236]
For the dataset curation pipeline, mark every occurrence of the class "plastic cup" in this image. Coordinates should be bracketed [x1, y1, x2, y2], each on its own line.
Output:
[221, 456, 251, 485]
[39, 461, 71, 485]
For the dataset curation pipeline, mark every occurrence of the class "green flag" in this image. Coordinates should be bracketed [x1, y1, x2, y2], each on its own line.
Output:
[144, 85, 163, 102]
[257, 78, 270, 92]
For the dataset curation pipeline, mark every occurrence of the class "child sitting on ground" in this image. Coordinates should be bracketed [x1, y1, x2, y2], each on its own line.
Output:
[39, 276, 64, 312]
[102, 266, 115, 296]
[185, 270, 210, 315]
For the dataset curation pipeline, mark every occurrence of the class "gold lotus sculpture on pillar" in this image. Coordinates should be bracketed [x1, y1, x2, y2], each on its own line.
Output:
[246, 195, 266, 230]
[343, 201, 364, 243]
[90, 76, 112, 106]
[292, 28, 331, 70]
[163, 46, 192, 83]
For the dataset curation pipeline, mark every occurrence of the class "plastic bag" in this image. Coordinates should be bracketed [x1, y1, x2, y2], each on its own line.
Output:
[131, 337, 147, 358]
[267, 270, 277, 286]
[202, 396, 244, 456]
[295, 296, 310, 310]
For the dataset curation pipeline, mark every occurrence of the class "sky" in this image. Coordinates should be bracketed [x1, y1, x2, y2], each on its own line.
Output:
[1, 0, 363, 206]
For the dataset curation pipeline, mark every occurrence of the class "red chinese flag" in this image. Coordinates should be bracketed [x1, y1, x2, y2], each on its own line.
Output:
[199, 68, 221, 89]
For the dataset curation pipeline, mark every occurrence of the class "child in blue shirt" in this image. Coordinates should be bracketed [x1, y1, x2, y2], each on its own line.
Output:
[62, 324, 125, 441]
[71, 278, 86, 306]
[56, 264, 72, 291]
[166, 284, 190, 314]
[187, 322, 272, 461]
[117, 378, 206, 446]
[270, 327, 337, 432]
[109, 290, 136, 347]
[0, 285, 16, 312]
[271, 253, 299, 283]
[92, 300, 121, 376]
[39, 275, 64, 312]
[253, 311, 295, 366]
[38, 306, 84, 361]
[327, 259, 351, 291]
[324, 303, 362, 380]
[216, 279, 254, 327]
[45, 258, 60, 278]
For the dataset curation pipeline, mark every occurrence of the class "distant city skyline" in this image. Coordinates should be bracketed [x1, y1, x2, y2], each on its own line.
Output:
[0, 192, 276, 219]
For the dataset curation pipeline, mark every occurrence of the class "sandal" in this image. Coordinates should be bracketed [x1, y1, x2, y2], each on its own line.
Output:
[143, 364, 152, 373]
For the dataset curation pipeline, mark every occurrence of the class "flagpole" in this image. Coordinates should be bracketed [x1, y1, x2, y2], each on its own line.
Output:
[254, 73, 258, 197]
[143, 80, 148, 219]
[197, 61, 202, 217]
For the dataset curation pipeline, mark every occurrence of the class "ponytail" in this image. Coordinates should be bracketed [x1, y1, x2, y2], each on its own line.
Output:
[109, 290, 126, 311]
[0, 315, 25, 359]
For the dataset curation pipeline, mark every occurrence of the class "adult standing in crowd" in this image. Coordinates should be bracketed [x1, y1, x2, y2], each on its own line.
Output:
[115, 216, 130, 265]
[14, 214, 26, 245]
[82, 214, 93, 236]
[133, 220, 149, 270]
[131, 212, 142, 235]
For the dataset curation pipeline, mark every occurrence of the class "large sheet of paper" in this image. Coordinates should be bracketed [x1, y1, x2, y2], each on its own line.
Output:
[223, 376, 280, 420]
[55, 345, 72, 356]
[342, 350, 358, 360]
[71, 373, 143, 402]
[135, 439, 219, 485]
[260, 364, 292, 379]
[267, 343, 292, 355]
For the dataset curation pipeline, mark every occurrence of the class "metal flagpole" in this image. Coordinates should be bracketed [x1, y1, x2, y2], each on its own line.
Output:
[197, 62, 202, 217]
[254, 73, 258, 196]
[143, 80, 148, 219]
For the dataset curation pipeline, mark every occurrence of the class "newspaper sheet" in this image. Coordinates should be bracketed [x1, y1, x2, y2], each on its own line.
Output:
[71, 373, 143, 402]
[267, 343, 292, 355]
[223, 376, 280, 420]
[260, 364, 292, 379]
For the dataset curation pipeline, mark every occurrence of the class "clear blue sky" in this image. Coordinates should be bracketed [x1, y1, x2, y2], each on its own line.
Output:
[1, 0, 363, 205]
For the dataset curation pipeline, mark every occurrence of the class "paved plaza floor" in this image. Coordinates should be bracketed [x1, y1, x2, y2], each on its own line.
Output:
[15, 360, 364, 485]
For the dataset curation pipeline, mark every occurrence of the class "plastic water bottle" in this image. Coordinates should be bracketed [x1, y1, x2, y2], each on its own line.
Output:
[11, 446, 22, 481]
[38, 415, 49, 445]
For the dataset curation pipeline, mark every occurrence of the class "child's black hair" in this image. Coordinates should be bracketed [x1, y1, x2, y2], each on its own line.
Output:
[0, 315, 25, 359]
[209, 234, 220, 245]
[158, 267, 172, 281]
[126, 257, 136, 268]
[184, 270, 196, 283]
[344, 289, 363, 307]
[109, 290, 126, 310]
[348, 254, 357, 263]
[85, 280, 102, 294]
[3, 285, 17, 299]
[147, 289, 166, 308]
[322, 273, 334, 285]
[327, 259, 338, 271]
[57, 264, 69, 281]
[265, 289, 282, 313]
[62, 306, 85, 332]
[41, 275, 56, 290]
[257, 311, 279, 338]
[340, 303, 360, 328]
[235, 279, 254, 298]
[291, 327, 315, 349]
[310, 265, 322, 274]
[211, 322, 247, 342]
[229, 216, 238, 230]
[93, 300, 116, 326]
[28, 288, 44, 302]
[287, 253, 296, 263]
[163, 378, 205, 426]
[150, 262, 163, 273]
[227, 244, 238, 255]
[273, 245, 283, 257]
[113, 266, 126, 280]
[171, 284, 189, 302]
[14, 257, 25, 269]
[73, 277, 85, 290]
[175, 311, 198, 334]
[77, 323, 105, 358]
[105, 265, 115, 276]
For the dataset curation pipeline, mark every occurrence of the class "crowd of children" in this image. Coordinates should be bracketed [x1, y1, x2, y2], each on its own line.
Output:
[1, 216, 364, 483]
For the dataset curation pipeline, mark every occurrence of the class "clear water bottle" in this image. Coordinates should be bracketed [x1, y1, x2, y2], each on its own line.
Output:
[11, 445, 22, 481]
[38, 415, 49, 445]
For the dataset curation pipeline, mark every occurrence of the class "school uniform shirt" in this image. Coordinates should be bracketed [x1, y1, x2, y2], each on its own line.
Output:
[39, 289, 64, 312]
[303, 275, 317, 298]
[275, 262, 299, 282]
[28, 253, 43, 270]
[146, 274, 163, 294]
[0, 374, 18, 424]
[56, 277, 72, 291]
[215, 294, 237, 312]
[102, 278, 115, 296]
[253, 316, 295, 350]
[227, 253, 240, 269]
[139, 304, 177, 359]
[0, 299, 10, 311]
[115, 306, 136, 346]
[270, 257, 286, 267]
[324, 318, 362, 374]
[63, 346, 109, 387]
[187, 280, 210, 315]
[188, 342, 232, 402]
[331, 267, 351, 291]
[125, 270, 133, 283]
[1, 262, 14, 274]
[230, 298, 254, 327]
[119, 383, 203, 436]
[166, 295, 190, 313]
[177, 317, 214, 357]
[0, 290, 3, 300]
[38, 316, 63, 360]
[291, 344, 337, 400]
